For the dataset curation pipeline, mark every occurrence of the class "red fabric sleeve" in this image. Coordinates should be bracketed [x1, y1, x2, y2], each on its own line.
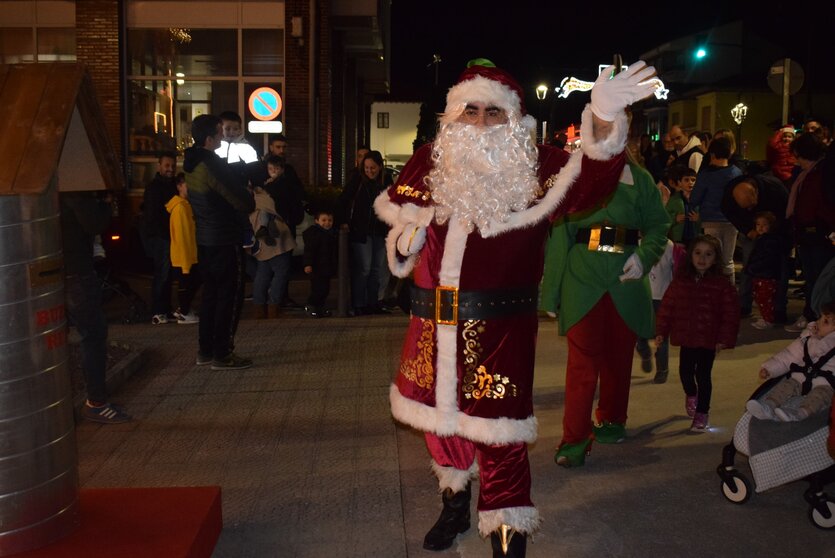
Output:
[555, 152, 626, 219]
[388, 143, 434, 207]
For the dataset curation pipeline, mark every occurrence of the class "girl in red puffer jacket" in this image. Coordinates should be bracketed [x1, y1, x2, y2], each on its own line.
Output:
[656, 235, 741, 432]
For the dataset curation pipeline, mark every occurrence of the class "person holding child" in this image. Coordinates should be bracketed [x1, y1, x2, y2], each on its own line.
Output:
[250, 157, 296, 319]
[746, 301, 835, 422]
[302, 208, 338, 318]
[165, 172, 200, 324]
[655, 235, 740, 431]
[744, 211, 789, 329]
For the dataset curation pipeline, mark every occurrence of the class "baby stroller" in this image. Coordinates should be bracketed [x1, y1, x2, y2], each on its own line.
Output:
[716, 377, 835, 529]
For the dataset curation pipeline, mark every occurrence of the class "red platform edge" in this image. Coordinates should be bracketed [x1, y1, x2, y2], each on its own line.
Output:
[12, 486, 222, 558]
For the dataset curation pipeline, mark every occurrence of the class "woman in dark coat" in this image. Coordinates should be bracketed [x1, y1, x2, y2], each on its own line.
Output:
[338, 150, 392, 314]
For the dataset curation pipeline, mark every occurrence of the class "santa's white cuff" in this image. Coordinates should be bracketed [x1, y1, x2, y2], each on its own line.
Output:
[578, 105, 628, 161]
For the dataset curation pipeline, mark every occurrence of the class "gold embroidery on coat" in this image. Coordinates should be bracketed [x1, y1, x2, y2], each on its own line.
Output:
[399, 318, 435, 388]
[461, 320, 517, 400]
[395, 184, 432, 202]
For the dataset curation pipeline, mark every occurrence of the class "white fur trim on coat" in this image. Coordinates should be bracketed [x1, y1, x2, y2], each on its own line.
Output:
[389, 385, 539, 444]
[442, 75, 522, 124]
[376, 192, 436, 277]
[478, 506, 541, 537]
[577, 104, 628, 161]
[430, 459, 479, 493]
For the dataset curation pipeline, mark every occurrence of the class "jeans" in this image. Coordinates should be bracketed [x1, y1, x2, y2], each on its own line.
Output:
[65, 273, 108, 403]
[253, 252, 292, 305]
[702, 222, 737, 283]
[173, 265, 201, 314]
[350, 235, 386, 309]
[148, 236, 173, 315]
[198, 244, 244, 359]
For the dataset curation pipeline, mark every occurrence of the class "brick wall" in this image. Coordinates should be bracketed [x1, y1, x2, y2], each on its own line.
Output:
[317, 0, 331, 185]
[75, 0, 122, 158]
[284, 0, 311, 186]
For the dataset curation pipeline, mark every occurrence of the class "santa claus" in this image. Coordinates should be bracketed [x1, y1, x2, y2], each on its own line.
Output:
[374, 58, 657, 557]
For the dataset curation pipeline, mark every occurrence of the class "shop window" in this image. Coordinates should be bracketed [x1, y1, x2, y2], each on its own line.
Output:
[127, 28, 237, 77]
[243, 29, 284, 76]
[0, 28, 34, 63]
[37, 28, 76, 61]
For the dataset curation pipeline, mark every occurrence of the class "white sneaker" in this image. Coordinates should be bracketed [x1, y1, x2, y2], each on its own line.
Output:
[151, 314, 169, 325]
[174, 310, 199, 324]
[784, 316, 808, 333]
[746, 399, 776, 420]
[750, 318, 772, 330]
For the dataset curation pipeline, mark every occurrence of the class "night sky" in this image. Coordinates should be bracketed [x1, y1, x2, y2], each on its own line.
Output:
[390, 1, 824, 128]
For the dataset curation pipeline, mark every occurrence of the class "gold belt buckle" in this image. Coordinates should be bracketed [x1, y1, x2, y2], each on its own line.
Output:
[588, 224, 625, 254]
[435, 285, 459, 325]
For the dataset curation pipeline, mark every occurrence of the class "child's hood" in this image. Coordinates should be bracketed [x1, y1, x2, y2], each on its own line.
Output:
[165, 195, 188, 214]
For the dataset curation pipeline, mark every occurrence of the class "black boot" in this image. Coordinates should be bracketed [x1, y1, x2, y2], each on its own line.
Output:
[490, 525, 526, 557]
[422, 485, 471, 551]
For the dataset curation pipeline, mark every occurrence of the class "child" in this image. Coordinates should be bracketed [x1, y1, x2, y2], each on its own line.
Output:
[744, 211, 787, 329]
[656, 235, 741, 432]
[249, 162, 296, 319]
[216, 110, 259, 167]
[664, 165, 699, 247]
[302, 209, 337, 318]
[165, 173, 200, 324]
[635, 239, 675, 383]
[746, 301, 835, 421]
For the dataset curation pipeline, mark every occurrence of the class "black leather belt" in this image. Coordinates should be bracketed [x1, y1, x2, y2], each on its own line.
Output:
[410, 285, 538, 325]
[576, 224, 639, 253]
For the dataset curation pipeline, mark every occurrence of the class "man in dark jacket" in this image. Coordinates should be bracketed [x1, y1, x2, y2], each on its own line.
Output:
[721, 173, 791, 322]
[184, 114, 255, 370]
[61, 191, 131, 423]
[143, 152, 178, 324]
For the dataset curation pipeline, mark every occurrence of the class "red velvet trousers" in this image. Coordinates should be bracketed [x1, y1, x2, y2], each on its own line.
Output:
[425, 433, 532, 511]
[562, 293, 637, 444]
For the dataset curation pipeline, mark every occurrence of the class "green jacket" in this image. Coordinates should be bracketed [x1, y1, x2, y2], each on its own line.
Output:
[541, 163, 670, 338]
[665, 190, 700, 243]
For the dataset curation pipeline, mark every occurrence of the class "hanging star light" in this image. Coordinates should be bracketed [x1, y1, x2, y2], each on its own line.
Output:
[168, 28, 192, 44]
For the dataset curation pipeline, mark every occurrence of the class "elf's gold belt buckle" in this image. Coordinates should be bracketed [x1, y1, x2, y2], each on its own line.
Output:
[588, 224, 626, 253]
[435, 285, 459, 325]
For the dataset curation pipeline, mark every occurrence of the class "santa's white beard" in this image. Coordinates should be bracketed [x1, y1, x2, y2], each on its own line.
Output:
[429, 120, 540, 233]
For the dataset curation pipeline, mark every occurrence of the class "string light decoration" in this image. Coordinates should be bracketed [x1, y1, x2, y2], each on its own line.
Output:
[557, 64, 669, 100]
[168, 28, 192, 44]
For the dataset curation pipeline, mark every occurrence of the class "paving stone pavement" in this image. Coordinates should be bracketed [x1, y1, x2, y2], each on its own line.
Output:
[75, 293, 835, 557]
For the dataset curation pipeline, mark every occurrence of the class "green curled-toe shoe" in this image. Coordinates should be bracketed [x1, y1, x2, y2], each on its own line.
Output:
[554, 439, 592, 468]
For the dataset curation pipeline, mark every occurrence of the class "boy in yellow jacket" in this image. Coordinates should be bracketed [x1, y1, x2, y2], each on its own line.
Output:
[166, 173, 200, 323]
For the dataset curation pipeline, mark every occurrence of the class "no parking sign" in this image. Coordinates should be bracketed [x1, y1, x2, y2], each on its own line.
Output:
[248, 87, 282, 121]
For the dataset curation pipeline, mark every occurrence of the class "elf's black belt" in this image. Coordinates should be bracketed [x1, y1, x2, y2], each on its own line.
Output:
[576, 224, 640, 253]
[410, 285, 538, 325]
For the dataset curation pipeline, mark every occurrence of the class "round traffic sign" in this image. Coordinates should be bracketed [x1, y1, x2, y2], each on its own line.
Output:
[767, 59, 804, 96]
[248, 87, 283, 121]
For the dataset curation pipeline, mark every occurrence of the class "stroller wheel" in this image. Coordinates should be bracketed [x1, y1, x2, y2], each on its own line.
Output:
[720, 473, 751, 504]
[809, 499, 835, 530]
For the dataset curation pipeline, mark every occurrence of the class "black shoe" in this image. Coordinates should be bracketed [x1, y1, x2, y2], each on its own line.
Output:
[423, 485, 471, 551]
[490, 525, 526, 557]
[653, 369, 668, 384]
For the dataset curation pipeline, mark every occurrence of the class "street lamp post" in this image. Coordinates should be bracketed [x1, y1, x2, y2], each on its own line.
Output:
[536, 84, 548, 143]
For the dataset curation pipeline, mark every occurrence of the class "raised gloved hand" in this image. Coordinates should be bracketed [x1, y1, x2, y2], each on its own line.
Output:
[619, 253, 643, 282]
[396, 223, 426, 256]
[591, 61, 659, 121]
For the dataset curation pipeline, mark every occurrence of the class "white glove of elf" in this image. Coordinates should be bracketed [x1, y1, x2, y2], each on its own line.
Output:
[590, 61, 659, 121]
[619, 253, 644, 282]
[396, 223, 426, 257]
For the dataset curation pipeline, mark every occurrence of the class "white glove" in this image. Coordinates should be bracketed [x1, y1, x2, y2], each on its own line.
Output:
[619, 253, 643, 282]
[591, 61, 659, 121]
[396, 223, 426, 256]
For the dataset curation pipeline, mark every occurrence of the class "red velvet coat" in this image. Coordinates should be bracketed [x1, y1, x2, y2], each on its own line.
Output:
[374, 109, 629, 446]
[656, 273, 740, 350]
